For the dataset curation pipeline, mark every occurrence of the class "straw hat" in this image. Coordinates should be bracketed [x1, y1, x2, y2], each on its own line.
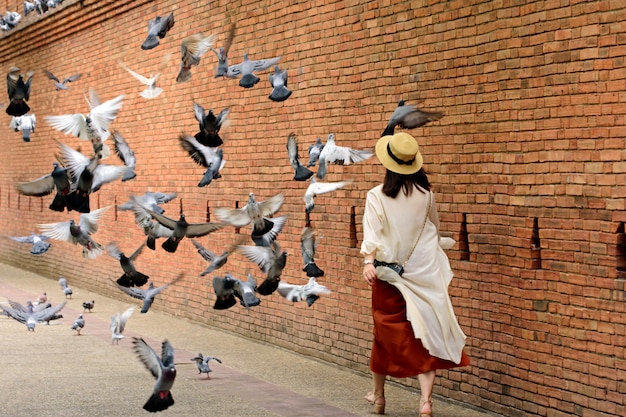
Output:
[375, 132, 423, 174]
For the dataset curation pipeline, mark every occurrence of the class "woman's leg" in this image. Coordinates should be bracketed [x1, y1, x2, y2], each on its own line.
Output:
[417, 371, 435, 414]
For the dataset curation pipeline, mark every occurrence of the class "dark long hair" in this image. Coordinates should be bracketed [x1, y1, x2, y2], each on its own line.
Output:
[382, 168, 430, 198]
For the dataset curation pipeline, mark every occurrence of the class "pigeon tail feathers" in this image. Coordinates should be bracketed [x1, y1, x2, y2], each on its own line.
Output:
[303, 262, 325, 277]
[143, 391, 174, 413]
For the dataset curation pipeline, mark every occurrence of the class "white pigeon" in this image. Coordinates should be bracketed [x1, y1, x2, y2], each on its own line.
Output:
[316, 133, 373, 179]
[304, 178, 353, 213]
[110, 306, 135, 344]
[119, 61, 164, 99]
[9, 113, 36, 141]
[277, 277, 332, 306]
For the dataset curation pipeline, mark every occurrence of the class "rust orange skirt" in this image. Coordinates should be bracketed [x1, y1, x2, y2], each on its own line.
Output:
[370, 279, 470, 378]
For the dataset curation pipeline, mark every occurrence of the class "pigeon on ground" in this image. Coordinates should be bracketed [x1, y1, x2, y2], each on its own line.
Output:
[1, 11, 22, 31]
[211, 21, 236, 78]
[316, 133, 373, 179]
[112, 273, 185, 313]
[107, 242, 149, 287]
[301, 226, 324, 277]
[287, 133, 314, 181]
[141, 12, 175, 50]
[118, 61, 164, 99]
[145, 211, 225, 253]
[304, 178, 353, 213]
[82, 300, 95, 312]
[0, 300, 66, 331]
[277, 277, 332, 306]
[190, 353, 222, 378]
[6, 67, 33, 116]
[43, 70, 81, 90]
[9, 113, 36, 142]
[268, 65, 292, 102]
[118, 192, 177, 215]
[37, 206, 111, 258]
[16, 162, 74, 212]
[212, 273, 261, 309]
[111, 130, 137, 181]
[71, 314, 85, 335]
[126, 198, 174, 250]
[132, 337, 176, 413]
[6, 232, 51, 255]
[58, 276, 67, 289]
[178, 133, 225, 187]
[227, 53, 281, 88]
[35, 292, 47, 305]
[307, 137, 324, 167]
[110, 306, 134, 344]
[382, 100, 444, 136]
[215, 192, 284, 238]
[191, 239, 240, 276]
[192, 102, 229, 147]
[237, 242, 287, 296]
[177, 33, 217, 82]
[59, 276, 73, 298]
[250, 215, 287, 247]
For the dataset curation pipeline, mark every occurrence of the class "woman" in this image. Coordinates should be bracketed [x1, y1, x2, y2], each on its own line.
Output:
[361, 132, 470, 416]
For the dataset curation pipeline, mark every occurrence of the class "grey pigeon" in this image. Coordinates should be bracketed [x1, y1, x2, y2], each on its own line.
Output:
[382, 100, 443, 136]
[110, 306, 134, 344]
[227, 53, 281, 88]
[304, 178, 353, 213]
[118, 191, 177, 215]
[6, 67, 33, 116]
[287, 133, 313, 181]
[215, 192, 284, 238]
[212, 273, 261, 309]
[59, 276, 73, 298]
[211, 21, 236, 78]
[268, 65, 292, 102]
[191, 238, 240, 276]
[132, 337, 176, 412]
[71, 313, 85, 335]
[6, 232, 51, 255]
[16, 162, 74, 212]
[43, 70, 81, 90]
[307, 137, 324, 167]
[177, 33, 217, 82]
[82, 300, 95, 312]
[58, 276, 67, 289]
[141, 12, 175, 50]
[9, 113, 36, 142]
[190, 353, 222, 378]
[251, 215, 287, 247]
[107, 242, 149, 287]
[301, 226, 324, 277]
[125, 197, 174, 250]
[277, 277, 332, 306]
[316, 133, 373, 179]
[145, 211, 226, 253]
[178, 133, 225, 187]
[237, 242, 287, 296]
[37, 206, 111, 258]
[112, 273, 185, 313]
[192, 103, 229, 147]
[0, 300, 66, 331]
[111, 130, 137, 181]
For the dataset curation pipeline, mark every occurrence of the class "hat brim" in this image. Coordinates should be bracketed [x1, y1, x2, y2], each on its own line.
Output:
[375, 135, 423, 175]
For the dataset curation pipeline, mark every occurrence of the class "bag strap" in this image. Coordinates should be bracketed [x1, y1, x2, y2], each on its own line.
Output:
[401, 191, 431, 269]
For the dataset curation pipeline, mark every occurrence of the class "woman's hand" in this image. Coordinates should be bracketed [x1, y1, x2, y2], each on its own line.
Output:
[363, 264, 378, 286]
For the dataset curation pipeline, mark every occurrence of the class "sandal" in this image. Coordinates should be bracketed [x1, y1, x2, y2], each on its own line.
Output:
[419, 397, 432, 416]
[364, 391, 386, 414]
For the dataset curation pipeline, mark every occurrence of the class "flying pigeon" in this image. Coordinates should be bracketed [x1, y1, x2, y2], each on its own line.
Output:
[307, 137, 324, 167]
[71, 313, 85, 335]
[178, 133, 225, 187]
[301, 226, 324, 277]
[37, 206, 111, 258]
[211, 21, 236, 78]
[215, 192, 284, 238]
[132, 337, 176, 413]
[118, 61, 164, 99]
[268, 65, 292, 102]
[277, 277, 332, 306]
[227, 53, 281, 88]
[107, 242, 149, 287]
[43, 70, 81, 90]
[125, 197, 174, 250]
[6, 67, 33, 116]
[9, 113, 36, 142]
[316, 133, 373, 179]
[145, 211, 225, 253]
[237, 242, 287, 296]
[0, 300, 66, 331]
[15, 162, 74, 212]
[141, 12, 175, 50]
[110, 306, 135, 344]
[111, 130, 137, 181]
[191, 239, 239, 276]
[304, 178, 353, 213]
[382, 100, 444, 136]
[286, 133, 314, 181]
[192, 102, 229, 147]
[190, 353, 222, 378]
[118, 191, 177, 215]
[112, 273, 185, 313]
[177, 33, 217, 82]
[251, 215, 287, 248]
[212, 273, 261, 309]
[6, 232, 51, 255]
[82, 300, 95, 312]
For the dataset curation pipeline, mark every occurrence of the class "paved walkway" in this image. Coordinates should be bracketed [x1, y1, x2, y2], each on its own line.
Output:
[0, 263, 503, 417]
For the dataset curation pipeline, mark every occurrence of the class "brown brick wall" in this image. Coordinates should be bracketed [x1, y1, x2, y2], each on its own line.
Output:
[0, 0, 625, 415]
